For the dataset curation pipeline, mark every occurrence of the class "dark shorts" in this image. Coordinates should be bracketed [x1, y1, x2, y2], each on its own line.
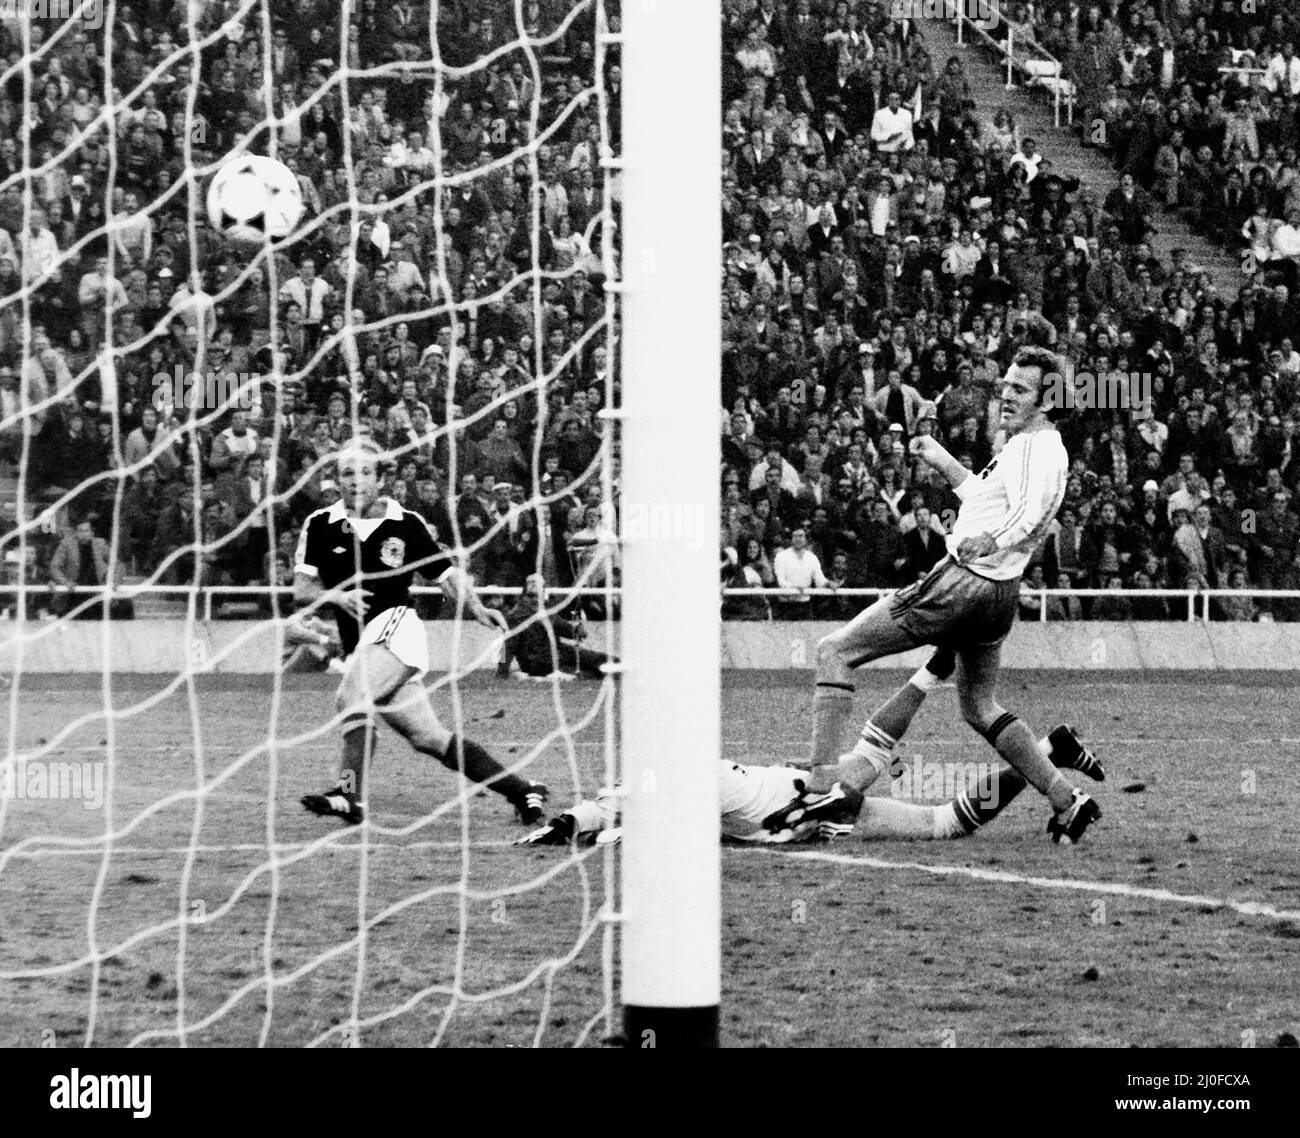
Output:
[888, 556, 1020, 651]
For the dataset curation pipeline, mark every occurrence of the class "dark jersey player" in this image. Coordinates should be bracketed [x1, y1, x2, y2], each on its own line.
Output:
[294, 439, 547, 826]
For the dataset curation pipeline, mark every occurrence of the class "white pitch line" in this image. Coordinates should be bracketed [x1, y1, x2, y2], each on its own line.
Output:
[753, 847, 1300, 923]
[0, 839, 518, 858]
[722, 737, 1298, 747]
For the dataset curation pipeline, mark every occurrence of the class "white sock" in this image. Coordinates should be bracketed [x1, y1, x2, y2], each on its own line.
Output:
[932, 802, 966, 840]
[910, 663, 943, 693]
[847, 722, 896, 791]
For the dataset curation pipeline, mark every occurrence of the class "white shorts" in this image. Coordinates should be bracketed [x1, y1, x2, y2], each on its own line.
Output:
[359, 605, 429, 674]
[719, 761, 805, 840]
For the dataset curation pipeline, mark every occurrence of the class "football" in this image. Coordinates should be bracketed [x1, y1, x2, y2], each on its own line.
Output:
[206, 153, 303, 244]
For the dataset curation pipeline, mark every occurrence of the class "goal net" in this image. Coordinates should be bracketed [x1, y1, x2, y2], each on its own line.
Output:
[0, 0, 635, 1047]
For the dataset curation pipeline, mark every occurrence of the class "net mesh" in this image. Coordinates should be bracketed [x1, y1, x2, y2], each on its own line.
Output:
[0, 0, 622, 1047]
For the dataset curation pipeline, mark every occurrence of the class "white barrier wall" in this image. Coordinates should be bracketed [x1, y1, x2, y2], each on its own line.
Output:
[720, 622, 1300, 670]
[0, 620, 1297, 672]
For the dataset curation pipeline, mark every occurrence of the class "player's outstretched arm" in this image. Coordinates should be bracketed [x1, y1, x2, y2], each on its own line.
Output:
[908, 435, 971, 495]
[439, 565, 509, 632]
[292, 570, 370, 621]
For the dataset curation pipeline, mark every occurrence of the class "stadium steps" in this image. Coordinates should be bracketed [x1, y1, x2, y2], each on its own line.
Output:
[935, 19, 1241, 296]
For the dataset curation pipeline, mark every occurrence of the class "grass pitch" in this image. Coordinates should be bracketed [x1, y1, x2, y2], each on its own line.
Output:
[1, 670, 1297, 1047]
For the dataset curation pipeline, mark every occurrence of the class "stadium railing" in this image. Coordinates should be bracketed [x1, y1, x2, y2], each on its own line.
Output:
[725, 586, 1300, 622]
[3, 585, 1299, 622]
[951, 8, 1074, 128]
[719, 586, 1300, 621]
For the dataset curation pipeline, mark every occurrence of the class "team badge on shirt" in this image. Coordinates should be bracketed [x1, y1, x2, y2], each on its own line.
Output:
[379, 537, 406, 568]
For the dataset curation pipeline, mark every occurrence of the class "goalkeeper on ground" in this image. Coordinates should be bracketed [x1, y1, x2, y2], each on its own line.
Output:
[519, 651, 1103, 846]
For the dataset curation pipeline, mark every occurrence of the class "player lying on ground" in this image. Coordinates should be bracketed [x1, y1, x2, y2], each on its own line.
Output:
[294, 440, 547, 826]
[772, 347, 1102, 845]
[281, 613, 346, 674]
[517, 730, 1101, 846]
[519, 651, 1104, 845]
[502, 574, 618, 679]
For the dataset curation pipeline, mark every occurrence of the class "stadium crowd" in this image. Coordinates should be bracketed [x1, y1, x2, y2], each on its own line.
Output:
[718, 0, 1300, 621]
[0, 0, 618, 618]
[5, 1, 1300, 626]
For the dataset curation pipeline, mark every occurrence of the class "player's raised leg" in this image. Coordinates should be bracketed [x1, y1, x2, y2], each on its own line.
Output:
[814, 646, 956, 793]
[763, 646, 955, 831]
[768, 707, 1095, 839]
[825, 725, 1104, 841]
[810, 594, 923, 772]
[379, 675, 547, 823]
[957, 644, 1100, 843]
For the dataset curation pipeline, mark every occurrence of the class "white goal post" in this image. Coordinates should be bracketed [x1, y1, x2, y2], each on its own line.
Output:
[617, 0, 722, 1047]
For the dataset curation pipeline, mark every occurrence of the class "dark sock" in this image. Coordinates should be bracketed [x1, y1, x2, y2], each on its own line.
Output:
[340, 722, 377, 800]
[952, 767, 1028, 834]
[440, 734, 531, 800]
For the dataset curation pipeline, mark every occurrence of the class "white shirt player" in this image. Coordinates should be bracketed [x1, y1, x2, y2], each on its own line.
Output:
[559, 760, 964, 845]
[946, 426, 1068, 581]
[719, 760, 806, 839]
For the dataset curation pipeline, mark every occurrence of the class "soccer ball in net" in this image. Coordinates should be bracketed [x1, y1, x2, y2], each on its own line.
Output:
[206, 154, 304, 244]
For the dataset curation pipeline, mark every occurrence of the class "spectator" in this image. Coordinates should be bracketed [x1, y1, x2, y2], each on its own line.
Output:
[1018, 563, 1050, 621]
[19, 208, 60, 284]
[1048, 570, 1083, 621]
[902, 503, 946, 580]
[1081, 500, 1133, 587]
[121, 465, 166, 571]
[48, 518, 128, 619]
[222, 453, 280, 585]
[872, 372, 924, 436]
[1091, 574, 1133, 620]
[481, 480, 534, 589]
[209, 411, 260, 474]
[477, 417, 529, 487]
[123, 406, 181, 482]
[1252, 488, 1299, 594]
[870, 89, 914, 155]
[278, 257, 332, 350]
[772, 526, 827, 619]
[859, 499, 908, 586]
[721, 545, 769, 621]
[1219, 568, 1260, 621]
[1171, 503, 1228, 589]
